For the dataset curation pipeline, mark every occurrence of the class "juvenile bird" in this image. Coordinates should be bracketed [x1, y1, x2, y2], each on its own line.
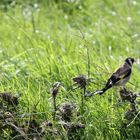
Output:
[95, 57, 135, 95]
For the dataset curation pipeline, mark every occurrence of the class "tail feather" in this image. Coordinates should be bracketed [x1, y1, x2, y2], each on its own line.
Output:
[94, 90, 104, 95]
[95, 84, 113, 95]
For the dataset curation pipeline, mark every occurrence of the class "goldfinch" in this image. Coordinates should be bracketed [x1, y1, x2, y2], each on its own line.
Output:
[95, 57, 135, 95]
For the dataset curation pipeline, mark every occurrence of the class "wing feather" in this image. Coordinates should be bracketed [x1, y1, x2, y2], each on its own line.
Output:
[105, 63, 131, 87]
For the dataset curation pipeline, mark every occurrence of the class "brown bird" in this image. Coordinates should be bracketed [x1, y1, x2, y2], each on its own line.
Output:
[95, 57, 135, 95]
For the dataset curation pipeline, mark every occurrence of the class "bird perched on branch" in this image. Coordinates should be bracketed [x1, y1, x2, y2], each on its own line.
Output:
[94, 57, 135, 95]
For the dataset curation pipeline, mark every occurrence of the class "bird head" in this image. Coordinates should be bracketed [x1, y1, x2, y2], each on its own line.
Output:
[125, 57, 135, 66]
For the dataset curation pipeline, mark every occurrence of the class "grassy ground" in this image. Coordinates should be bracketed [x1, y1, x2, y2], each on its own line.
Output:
[0, 0, 140, 139]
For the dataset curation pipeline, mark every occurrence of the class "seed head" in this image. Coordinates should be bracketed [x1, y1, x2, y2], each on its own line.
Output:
[73, 75, 87, 89]
[50, 82, 62, 98]
[59, 102, 75, 122]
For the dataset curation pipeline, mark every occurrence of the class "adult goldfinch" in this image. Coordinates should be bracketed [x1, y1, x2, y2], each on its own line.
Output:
[95, 57, 135, 95]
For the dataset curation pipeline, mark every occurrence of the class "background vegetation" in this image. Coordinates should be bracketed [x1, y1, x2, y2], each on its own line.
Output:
[0, 0, 140, 139]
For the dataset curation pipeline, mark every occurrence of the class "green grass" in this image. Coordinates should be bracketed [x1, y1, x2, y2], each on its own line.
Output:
[0, 0, 140, 139]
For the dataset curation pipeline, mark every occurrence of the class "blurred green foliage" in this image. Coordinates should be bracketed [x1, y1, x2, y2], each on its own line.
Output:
[0, 0, 140, 139]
